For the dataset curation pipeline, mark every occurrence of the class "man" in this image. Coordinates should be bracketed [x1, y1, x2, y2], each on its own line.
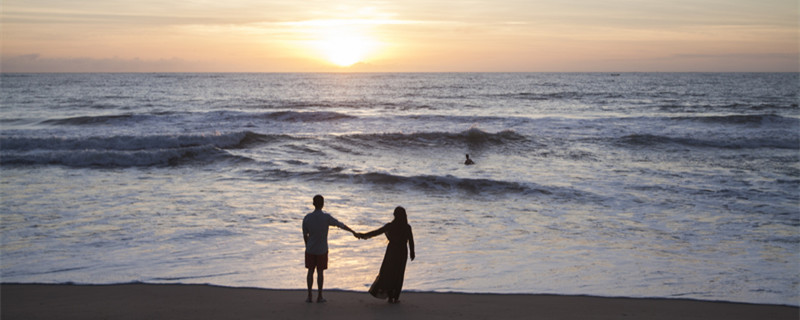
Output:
[464, 154, 475, 165]
[302, 194, 357, 303]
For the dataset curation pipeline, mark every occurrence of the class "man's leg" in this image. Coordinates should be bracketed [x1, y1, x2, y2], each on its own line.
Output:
[317, 268, 325, 302]
[306, 268, 314, 302]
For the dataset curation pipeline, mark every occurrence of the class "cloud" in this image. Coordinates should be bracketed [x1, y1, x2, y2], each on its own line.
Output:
[0, 54, 218, 72]
[275, 19, 423, 27]
[669, 53, 799, 60]
[665, 53, 799, 72]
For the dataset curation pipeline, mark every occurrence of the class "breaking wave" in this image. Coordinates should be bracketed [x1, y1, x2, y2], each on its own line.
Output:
[618, 134, 799, 150]
[262, 166, 575, 197]
[336, 128, 529, 149]
[0, 131, 277, 167]
[36, 110, 356, 128]
[40, 114, 141, 126]
[671, 114, 799, 126]
[259, 111, 356, 122]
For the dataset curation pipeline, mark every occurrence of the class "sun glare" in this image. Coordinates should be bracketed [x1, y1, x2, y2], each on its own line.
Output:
[289, 18, 387, 68]
[317, 33, 375, 67]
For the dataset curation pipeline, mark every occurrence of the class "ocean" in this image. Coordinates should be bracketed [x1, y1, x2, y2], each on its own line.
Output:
[1, 73, 798, 305]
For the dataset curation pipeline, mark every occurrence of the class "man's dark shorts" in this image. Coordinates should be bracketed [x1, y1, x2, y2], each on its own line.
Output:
[305, 252, 328, 270]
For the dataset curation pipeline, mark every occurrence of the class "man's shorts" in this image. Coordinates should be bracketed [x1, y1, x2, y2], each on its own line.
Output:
[305, 252, 328, 270]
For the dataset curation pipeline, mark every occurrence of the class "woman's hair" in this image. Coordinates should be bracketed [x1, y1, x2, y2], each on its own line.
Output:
[393, 206, 408, 225]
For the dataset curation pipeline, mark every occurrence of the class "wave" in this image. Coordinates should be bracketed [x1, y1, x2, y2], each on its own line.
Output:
[618, 134, 799, 150]
[658, 103, 799, 112]
[39, 114, 140, 126]
[149, 272, 240, 282]
[336, 128, 529, 149]
[0, 147, 234, 167]
[0, 131, 277, 151]
[259, 111, 356, 122]
[265, 167, 565, 196]
[212, 110, 356, 123]
[350, 172, 535, 194]
[38, 110, 357, 128]
[0, 131, 278, 167]
[504, 91, 626, 101]
[671, 114, 799, 126]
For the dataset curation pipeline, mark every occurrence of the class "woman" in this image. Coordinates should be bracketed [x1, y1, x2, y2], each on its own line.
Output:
[358, 206, 415, 303]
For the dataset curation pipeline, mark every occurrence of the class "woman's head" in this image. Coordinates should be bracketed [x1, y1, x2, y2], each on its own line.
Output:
[393, 206, 408, 224]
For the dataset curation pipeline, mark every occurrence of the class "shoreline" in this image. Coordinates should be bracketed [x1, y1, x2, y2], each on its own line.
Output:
[3, 283, 797, 319]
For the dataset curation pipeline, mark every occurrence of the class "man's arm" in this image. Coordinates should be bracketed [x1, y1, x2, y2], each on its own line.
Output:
[339, 223, 356, 235]
[330, 215, 357, 235]
[302, 220, 309, 245]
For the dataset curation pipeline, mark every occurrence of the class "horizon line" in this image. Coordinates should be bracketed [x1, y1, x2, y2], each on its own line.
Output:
[3, 71, 799, 74]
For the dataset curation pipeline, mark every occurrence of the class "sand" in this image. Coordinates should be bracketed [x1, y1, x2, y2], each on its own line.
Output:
[1, 283, 797, 319]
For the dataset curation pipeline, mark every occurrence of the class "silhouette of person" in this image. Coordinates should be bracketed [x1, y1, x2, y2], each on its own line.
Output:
[302, 195, 358, 303]
[464, 154, 475, 165]
[357, 206, 415, 303]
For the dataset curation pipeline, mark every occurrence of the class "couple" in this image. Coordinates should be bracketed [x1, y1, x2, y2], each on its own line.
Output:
[302, 195, 415, 304]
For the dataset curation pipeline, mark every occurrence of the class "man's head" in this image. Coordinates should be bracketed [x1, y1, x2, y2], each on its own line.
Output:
[313, 195, 324, 210]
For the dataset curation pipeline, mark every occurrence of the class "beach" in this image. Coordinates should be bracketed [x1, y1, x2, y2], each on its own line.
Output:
[2, 73, 798, 305]
[2, 283, 797, 320]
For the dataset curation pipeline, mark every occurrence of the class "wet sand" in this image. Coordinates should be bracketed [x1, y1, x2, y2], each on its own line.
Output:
[2, 283, 797, 319]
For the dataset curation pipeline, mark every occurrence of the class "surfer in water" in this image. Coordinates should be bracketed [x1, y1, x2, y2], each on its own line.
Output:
[464, 154, 475, 165]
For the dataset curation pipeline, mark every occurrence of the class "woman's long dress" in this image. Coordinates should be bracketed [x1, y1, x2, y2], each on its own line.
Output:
[365, 222, 414, 300]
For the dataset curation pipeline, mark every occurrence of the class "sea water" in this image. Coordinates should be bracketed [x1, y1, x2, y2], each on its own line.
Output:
[1, 73, 798, 305]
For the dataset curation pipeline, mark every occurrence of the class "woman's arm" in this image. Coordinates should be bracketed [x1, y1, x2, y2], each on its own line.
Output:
[361, 224, 388, 239]
[408, 226, 415, 261]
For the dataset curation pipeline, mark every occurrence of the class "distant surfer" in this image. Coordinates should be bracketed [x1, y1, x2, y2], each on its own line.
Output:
[464, 154, 475, 165]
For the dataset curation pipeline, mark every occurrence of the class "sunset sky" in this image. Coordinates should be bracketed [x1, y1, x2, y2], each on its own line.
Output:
[1, 0, 798, 72]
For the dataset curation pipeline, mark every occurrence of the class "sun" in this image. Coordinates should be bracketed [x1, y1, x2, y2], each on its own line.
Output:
[293, 19, 384, 68]
[317, 33, 375, 67]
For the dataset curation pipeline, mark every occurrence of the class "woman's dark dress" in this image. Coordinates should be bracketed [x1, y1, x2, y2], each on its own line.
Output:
[364, 221, 414, 300]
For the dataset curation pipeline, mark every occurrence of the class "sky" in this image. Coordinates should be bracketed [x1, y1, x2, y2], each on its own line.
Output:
[1, 0, 798, 72]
